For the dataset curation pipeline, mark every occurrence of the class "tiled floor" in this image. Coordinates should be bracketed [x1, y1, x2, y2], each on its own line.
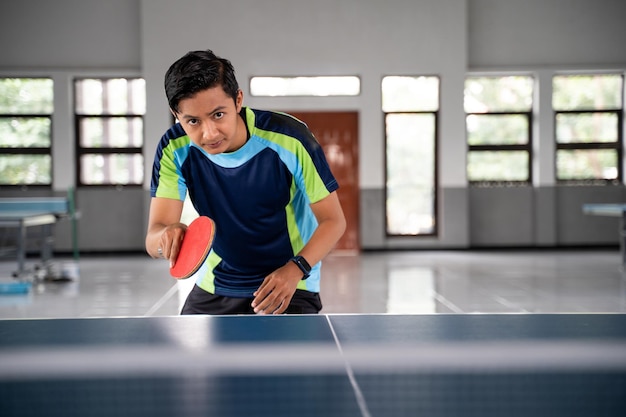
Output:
[0, 248, 625, 319]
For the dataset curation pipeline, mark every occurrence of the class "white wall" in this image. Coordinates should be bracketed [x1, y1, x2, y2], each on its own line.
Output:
[141, 0, 467, 190]
[1, 0, 625, 251]
[0, 0, 142, 192]
[469, 0, 626, 68]
[3, 0, 623, 191]
[0, 0, 140, 69]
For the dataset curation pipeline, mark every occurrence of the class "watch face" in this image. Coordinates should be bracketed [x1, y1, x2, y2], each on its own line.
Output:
[293, 256, 311, 276]
[298, 256, 311, 272]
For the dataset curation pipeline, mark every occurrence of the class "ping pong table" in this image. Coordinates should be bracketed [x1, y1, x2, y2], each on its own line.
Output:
[583, 203, 626, 265]
[0, 196, 78, 280]
[1, 313, 625, 417]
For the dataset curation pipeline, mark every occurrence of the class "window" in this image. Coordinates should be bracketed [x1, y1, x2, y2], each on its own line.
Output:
[464, 76, 534, 184]
[553, 74, 623, 183]
[250, 76, 360, 96]
[75, 78, 145, 186]
[383, 76, 439, 236]
[0, 78, 53, 185]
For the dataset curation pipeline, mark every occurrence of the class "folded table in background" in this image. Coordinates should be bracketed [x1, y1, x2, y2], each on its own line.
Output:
[0, 195, 79, 291]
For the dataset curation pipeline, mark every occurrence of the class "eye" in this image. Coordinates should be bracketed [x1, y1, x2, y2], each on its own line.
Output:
[213, 112, 224, 120]
[186, 118, 199, 126]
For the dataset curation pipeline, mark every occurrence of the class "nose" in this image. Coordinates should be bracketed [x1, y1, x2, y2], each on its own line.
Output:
[202, 121, 219, 140]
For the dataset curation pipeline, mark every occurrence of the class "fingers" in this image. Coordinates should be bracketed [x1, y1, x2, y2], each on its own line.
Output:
[169, 230, 184, 267]
[252, 278, 278, 314]
[251, 283, 271, 314]
[158, 223, 187, 267]
[252, 265, 299, 315]
[252, 288, 291, 315]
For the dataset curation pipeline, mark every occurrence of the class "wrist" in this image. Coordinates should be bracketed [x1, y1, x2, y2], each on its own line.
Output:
[290, 255, 311, 279]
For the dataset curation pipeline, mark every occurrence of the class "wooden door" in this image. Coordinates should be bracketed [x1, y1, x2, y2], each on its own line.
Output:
[288, 111, 359, 252]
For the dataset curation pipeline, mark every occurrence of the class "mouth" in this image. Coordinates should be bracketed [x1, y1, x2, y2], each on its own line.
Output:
[203, 139, 224, 149]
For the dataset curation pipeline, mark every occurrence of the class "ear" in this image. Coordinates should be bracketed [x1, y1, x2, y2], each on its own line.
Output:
[235, 89, 244, 112]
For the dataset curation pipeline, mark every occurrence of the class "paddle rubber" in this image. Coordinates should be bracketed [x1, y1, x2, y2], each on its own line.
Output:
[169, 216, 216, 279]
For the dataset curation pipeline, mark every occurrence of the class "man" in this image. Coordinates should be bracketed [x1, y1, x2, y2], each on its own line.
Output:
[146, 50, 346, 315]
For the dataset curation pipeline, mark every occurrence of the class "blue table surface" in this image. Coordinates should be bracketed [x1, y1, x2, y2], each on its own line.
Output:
[1, 313, 625, 348]
[1, 314, 625, 417]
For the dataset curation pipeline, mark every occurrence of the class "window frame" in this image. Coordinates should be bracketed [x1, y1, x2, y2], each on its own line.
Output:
[553, 73, 624, 185]
[465, 75, 534, 186]
[0, 77, 54, 187]
[382, 75, 440, 238]
[466, 110, 534, 186]
[74, 77, 145, 187]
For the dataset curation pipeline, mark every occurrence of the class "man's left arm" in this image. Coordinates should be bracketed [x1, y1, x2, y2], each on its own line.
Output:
[252, 191, 346, 314]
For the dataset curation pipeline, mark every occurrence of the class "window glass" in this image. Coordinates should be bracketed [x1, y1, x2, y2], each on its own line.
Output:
[0, 155, 51, 185]
[553, 74, 623, 182]
[386, 113, 436, 235]
[250, 76, 360, 96]
[556, 149, 618, 181]
[382, 76, 439, 112]
[467, 151, 529, 182]
[553, 74, 622, 110]
[0, 117, 51, 147]
[78, 117, 144, 147]
[0, 78, 53, 114]
[383, 76, 439, 236]
[465, 76, 533, 113]
[75, 78, 145, 186]
[80, 154, 144, 185]
[75, 78, 145, 115]
[556, 113, 618, 143]
[465, 75, 533, 184]
[467, 114, 528, 146]
[0, 78, 53, 185]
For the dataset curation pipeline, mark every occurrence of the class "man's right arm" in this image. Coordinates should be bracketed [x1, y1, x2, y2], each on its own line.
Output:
[145, 197, 185, 266]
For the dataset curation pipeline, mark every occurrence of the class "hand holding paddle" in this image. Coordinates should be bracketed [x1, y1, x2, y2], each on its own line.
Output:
[157, 216, 216, 279]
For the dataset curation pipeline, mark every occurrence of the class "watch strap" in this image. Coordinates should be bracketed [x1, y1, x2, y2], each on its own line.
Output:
[290, 255, 311, 279]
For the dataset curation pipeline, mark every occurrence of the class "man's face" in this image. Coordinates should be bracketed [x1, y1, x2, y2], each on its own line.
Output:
[174, 86, 246, 154]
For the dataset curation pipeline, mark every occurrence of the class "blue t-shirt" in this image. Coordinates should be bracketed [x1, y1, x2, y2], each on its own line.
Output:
[150, 107, 338, 297]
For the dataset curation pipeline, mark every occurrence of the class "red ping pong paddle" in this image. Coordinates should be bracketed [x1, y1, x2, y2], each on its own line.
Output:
[169, 216, 216, 279]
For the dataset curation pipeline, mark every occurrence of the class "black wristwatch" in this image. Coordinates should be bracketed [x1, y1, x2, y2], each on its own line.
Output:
[290, 255, 312, 279]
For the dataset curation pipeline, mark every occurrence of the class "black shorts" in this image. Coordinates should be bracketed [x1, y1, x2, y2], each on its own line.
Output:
[181, 284, 323, 315]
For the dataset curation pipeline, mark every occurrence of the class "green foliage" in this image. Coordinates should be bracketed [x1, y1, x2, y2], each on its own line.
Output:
[465, 76, 533, 113]
[0, 117, 51, 147]
[553, 75, 622, 110]
[0, 78, 53, 114]
[0, 155, 51, 185]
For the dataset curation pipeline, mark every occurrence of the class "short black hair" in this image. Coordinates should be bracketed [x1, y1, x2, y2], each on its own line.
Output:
[164, 49, 239, 113]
